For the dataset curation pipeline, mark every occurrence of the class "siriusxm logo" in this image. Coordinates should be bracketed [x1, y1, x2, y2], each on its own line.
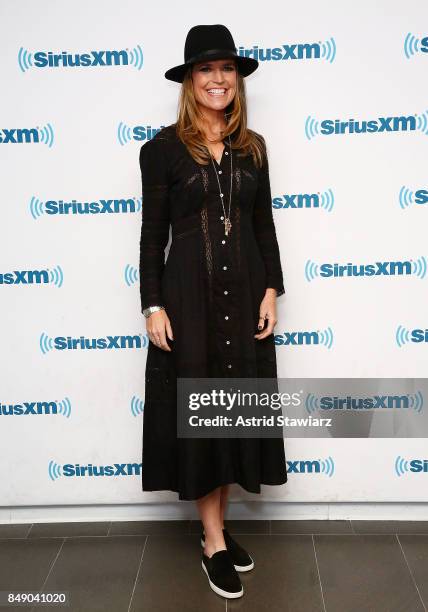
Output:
[18, 45, 143, 72]
[48, 460, 142, 481]
[237, 37, 336, 63]
[286, 456, 335, 476]
[305, 256, 427, 281]
[395, 455, 428, 476]
[2, 264, 142, 290]
[0, 124, 54, 147]
[39, 332, 150, 353]
[118, 123, 165, 145]
[273, 188, 334, 212]
[1, 396, 144, 418]
[306, 392, 423, 413]
[0, 398, 71, 417]
[0, 266, 63, 287]
[396, 325, 428, 347]
[403, 33, 428, 59]
[275, 327, 334, 348]
[305, 111, 428, 139]
[399, 186, 428, 209]
[29, 196, 141, 219]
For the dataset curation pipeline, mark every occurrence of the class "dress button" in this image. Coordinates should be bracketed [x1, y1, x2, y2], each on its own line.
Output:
[223, 265, 227, 270]
[224, 290, 228, 295]
[220, 216, 224, 220]
[225, 315, 229, 320]
[227, 364, 232, 368]
[225, 151, 229, 155]
[221, 240, 225, 244]
[226, 340, 230, 344]
[220, 193, 224, 197]
[218, 170, 222, 174]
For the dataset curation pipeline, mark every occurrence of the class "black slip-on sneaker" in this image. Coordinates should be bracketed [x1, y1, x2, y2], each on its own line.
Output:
[201, 528, 255, 572]
[201, 549, 244, 599]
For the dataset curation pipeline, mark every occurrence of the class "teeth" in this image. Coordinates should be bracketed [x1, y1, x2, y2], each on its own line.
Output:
[207, 88, 226, 94]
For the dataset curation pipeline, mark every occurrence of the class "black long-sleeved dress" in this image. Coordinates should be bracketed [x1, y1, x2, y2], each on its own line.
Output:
[139, 123, 287, 500]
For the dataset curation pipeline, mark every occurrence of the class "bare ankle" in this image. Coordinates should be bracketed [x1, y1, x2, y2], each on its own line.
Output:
[203, 531, 227, 557]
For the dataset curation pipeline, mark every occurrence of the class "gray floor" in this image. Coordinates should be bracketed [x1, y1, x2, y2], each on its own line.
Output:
[0, 520, 427, 611]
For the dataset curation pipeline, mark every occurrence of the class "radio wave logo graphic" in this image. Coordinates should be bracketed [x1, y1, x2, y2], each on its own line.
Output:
[29, 196, 45, 219]
[398, 186, 416, 209]
[135, 197, 142, 212]
[320, 37, 336, 63]
[416, 110, 428, 135]
[131, 395, 144, 417]
[48, 460, 62, 481]
[58, 397, 72, 418]
[48, 265, 64, 287]
[404, 33, 422, 59]
[320, 456, 335, 477]
[18, 47, 34, 72]
[395, 325, 412, 348]
[318, 327, 334, 349]
[305, 393, 320, 413]
[117, 122, 133, 146]
[128, 45, 144, 70]
[141, 333, 150, 349]
[39, 332, 54, 354]
[124, 264, 139, 286]
[304, 115, 320, 141]
[410, 391, 424, 413]
[395, 455, 410, 477]
[37, 123, 55, 147]
[411, 256, 427, 278]
[320, 188, 334, 212]
[304, 259, 319, 282]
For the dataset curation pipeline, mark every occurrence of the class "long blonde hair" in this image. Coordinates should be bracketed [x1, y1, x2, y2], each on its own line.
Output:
[174, 62, 266, 169]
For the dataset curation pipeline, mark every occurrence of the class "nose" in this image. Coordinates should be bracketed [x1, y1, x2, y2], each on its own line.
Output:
[210, 68, 226, 83]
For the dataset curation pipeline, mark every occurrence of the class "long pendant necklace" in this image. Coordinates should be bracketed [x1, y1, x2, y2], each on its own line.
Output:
[208, 135, 233, 236]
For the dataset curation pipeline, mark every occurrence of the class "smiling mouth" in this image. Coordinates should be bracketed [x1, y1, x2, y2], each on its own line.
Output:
[206, 88, 227, 96]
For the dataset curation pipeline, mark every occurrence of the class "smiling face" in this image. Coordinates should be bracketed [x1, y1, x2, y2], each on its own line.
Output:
[191, 58, 237, 114]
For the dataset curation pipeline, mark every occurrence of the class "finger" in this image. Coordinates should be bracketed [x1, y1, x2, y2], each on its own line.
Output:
[257, 316, 266, 331]
[255, 319, 276, 339]
[149, 333, 159, 346]
[158, 329, 172, 352]
[166, 319, 174, 341]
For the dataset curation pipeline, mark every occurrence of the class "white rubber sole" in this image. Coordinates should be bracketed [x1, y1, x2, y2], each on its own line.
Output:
[201, 560, 244, 599]
[200, 538, 255, 572]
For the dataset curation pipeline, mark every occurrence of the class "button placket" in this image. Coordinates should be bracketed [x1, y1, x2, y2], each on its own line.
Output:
[213, 143, 235, 376]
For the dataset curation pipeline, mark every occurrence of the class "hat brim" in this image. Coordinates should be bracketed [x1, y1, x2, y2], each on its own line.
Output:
[164, 53, 259, 83]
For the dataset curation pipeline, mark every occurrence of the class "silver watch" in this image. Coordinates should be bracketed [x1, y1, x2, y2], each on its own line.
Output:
[143, 305, 165, 318]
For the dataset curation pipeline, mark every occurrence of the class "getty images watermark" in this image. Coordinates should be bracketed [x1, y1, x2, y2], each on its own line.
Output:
[176, 378, 428, 438]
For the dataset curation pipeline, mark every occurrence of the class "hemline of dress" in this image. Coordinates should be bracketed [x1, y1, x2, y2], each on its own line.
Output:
[142, 475, 288, 502]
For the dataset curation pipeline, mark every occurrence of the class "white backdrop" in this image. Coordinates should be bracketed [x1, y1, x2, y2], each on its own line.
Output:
[1, 0, 427, 509]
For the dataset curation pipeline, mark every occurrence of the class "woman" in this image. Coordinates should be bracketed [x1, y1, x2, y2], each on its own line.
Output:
[139, 24, 287, 599]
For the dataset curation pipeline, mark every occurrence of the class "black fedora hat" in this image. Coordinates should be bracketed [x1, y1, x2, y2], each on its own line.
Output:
[164, 24, 259, 83]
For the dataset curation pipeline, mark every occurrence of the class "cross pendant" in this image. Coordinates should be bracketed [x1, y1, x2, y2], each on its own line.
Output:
[224, 217, 232, 236]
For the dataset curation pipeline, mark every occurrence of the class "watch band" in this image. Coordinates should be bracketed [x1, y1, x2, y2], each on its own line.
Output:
[143, 305, 165, 318]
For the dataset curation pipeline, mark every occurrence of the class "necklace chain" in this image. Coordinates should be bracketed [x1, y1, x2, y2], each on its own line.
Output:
[208, 135, 233, 236]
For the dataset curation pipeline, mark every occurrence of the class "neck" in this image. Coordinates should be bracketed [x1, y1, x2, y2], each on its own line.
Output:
[197, 104, 227, 137]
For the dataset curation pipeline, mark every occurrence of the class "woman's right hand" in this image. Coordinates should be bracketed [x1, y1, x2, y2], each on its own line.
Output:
[146, 309, 174, 351]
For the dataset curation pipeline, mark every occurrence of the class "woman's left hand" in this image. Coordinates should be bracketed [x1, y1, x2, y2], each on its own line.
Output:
[254, 288, 278, 340]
